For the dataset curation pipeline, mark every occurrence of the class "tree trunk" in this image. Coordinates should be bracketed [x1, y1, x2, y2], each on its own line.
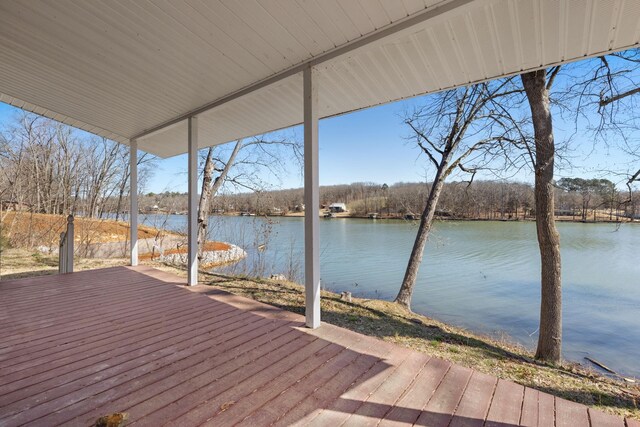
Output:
[395, 160, 450, 309]
[197, 148, 216, 259]
[197, 140, 243, 260]
[521, 69, 562, 363]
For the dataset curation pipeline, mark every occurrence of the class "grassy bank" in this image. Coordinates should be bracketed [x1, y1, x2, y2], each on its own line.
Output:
[1, 250, 638, 420]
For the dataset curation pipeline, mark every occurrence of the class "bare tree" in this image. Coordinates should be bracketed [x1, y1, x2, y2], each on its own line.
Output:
[395, 79, 524, 309]
[198, 140, 242, 259]
[196, 135, 302, 260]
[0, 112, 156, 220]
[521, 67, 563, 363]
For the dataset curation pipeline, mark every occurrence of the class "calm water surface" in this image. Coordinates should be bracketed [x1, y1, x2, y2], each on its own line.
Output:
[142, 214, 640, 377]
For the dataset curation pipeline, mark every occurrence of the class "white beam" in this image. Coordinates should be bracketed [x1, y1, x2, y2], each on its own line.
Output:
[187, 116, 199, 286]
[130, 139, 138, 266]
[304, 65, 320, 329]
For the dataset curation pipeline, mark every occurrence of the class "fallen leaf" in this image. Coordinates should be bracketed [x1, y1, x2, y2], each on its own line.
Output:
[220, 401, 235, 412]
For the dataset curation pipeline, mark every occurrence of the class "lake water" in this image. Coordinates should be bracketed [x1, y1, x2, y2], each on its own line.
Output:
[141, 214, 640, 377]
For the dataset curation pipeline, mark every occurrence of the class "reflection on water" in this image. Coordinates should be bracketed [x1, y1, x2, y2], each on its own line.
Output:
[142, 214, 640, 377]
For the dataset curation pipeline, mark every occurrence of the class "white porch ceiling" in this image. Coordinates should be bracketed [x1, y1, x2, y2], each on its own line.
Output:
[1, 0, 639, 157]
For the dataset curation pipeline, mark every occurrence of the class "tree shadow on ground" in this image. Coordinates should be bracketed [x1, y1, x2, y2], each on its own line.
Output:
[215, 281, 532, 364]
[0, 270, 57, 281]
[536, 386, 640, 411]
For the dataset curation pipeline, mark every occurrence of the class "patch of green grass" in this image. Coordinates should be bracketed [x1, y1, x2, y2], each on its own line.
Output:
[31, 251, 58, 267]
[0, 226, 10, 253]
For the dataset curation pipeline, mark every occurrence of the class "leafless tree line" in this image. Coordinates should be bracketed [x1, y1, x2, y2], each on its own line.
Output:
[0, 113, 156, 219]
[140, 179, 638, 222]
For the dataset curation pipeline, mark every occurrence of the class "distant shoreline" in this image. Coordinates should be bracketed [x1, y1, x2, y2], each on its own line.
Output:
[200, 211, 638, 225]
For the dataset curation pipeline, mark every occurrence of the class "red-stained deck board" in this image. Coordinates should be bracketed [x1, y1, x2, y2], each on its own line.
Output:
[132, 334, 326, 426]
[589, 407, 626, 427]
[291, 347, 410, 427]
[414, 364, 474, 427]
[244, 348, 382, 426]
[0, 266, 633, 427]
[448, 371, 497, 427]
[0, 298, 234, 383]
[55, 322, 301, 426]
[556, 397, 591, 427]
[0, 281, 170, 340]
[537, 390, 556, 427]
[340, 350, 431, 426]
[377, 357, 451, 427]
[520, 387, 556, 427]
[278, 352, 406, 427]
[228, 331, 368, 426]
[627, 417, 640, 427]
[0, 278, 187, 346]
[0, 295, 223, 367]
[1, 309, 268, 424]
[0, 302, 243, 407]
[484, 379, 525, 427]
[201, 338, 357, 426]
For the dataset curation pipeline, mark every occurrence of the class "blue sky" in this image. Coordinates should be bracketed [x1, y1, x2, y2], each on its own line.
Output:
[137, 100, 433, 193]
[0, 76, 635, 194]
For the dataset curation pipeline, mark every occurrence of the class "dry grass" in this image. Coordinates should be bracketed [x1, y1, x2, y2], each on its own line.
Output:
[0, 248, 127, 280]
[2, 251, 638, 420]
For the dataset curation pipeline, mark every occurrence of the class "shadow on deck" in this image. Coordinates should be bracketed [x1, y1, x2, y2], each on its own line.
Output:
[0, 267, 631, 426]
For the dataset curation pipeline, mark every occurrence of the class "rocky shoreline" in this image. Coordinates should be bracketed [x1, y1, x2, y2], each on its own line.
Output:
[160, 243, 247, 267]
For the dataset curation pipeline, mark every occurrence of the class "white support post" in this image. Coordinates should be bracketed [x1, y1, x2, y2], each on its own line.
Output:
[303, 65, 320, 329]
[187, 116, 199, 286]
[130, 139, 138, 266]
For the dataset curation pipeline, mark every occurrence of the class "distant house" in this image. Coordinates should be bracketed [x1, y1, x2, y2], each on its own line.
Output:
[328, 203, 347, 213]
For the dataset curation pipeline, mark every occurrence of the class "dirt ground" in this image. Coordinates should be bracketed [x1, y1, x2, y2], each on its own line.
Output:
[2, 212, 162, 248]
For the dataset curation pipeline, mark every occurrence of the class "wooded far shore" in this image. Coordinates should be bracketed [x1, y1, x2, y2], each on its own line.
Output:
[135, 180, 639, 223]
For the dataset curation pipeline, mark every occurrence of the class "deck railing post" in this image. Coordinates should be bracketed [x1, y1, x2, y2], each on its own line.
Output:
[58, 215, 74, 274]
[187, 116, 199, 286]
[130, 139, 139, 266]
[59, 232, 66, 273]
[66, 215, 74, 273]
[303, 65, 321, 328]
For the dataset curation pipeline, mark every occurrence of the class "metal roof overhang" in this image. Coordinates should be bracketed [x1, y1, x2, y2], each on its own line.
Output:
[1, 0, 639, 158]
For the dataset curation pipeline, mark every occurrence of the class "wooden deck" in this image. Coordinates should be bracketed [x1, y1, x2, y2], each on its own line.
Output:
[0, 266, 633, 427]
